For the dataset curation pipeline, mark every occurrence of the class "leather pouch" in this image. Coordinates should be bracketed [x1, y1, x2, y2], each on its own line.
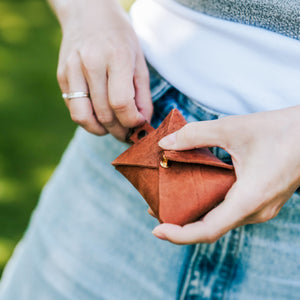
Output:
[112, 109, 236, 225]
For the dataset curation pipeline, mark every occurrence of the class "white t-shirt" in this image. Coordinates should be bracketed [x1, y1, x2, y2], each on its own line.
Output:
[130, 0, 300, 115]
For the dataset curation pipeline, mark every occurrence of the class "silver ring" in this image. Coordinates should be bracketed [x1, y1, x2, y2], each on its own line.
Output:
[62, 92, 90, 100]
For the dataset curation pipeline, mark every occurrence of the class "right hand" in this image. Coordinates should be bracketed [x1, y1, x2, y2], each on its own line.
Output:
[54, 0, 153, 140]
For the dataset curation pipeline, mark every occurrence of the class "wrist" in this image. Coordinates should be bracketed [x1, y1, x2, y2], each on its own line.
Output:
[48, 0, 122, 28]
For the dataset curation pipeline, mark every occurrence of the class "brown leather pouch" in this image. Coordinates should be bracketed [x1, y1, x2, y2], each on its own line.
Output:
[112, 109, 236, 225]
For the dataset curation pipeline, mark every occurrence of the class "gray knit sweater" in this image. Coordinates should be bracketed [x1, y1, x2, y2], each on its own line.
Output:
[174, 0, 300, 40]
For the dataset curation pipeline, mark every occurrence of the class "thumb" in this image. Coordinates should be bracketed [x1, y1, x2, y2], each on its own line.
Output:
[158, 120, 226, 150]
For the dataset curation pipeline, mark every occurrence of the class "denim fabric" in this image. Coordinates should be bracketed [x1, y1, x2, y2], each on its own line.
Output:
[0, 69, 300, 299]
[0, 98, 190, 299]
[179, 190, 300, 300]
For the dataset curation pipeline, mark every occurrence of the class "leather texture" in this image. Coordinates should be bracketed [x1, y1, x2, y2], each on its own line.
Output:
[112, 109, 236, 225]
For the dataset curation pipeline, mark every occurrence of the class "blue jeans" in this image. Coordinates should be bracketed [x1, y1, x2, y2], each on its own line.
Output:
[0, 69, 299, 299]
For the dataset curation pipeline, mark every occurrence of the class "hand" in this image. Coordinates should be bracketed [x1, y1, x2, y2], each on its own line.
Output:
[152, 106, 300, 244]
[52, 0, 152, 140]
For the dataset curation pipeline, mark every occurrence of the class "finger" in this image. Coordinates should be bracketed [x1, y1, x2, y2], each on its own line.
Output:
[152, 185, 242, 244]
[134, 51, 153, 123]
[57, 66, 68, 95]
[107, 52, 145, 128]
[82, 61, 128, 141]
[158, 120, 226, 150]
[57, 46, 69, 93]
[66, 57, 107, 136]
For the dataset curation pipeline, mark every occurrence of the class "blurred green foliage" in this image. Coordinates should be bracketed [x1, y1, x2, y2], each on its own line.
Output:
[0, 0, 75, 275]
[0, 0, 135, 278]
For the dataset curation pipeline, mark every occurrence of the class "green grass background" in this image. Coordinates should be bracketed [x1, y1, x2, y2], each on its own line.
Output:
[0, 0, 134, 276]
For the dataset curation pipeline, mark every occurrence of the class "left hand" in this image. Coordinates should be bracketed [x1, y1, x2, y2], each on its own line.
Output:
[152, 106, 300, 244]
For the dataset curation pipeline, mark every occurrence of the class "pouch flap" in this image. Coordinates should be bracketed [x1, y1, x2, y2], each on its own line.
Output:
[112, 122, 158, 168]
[163, 149, 233, 170]
[112, 147, 158, 169]
[112, 109, 187, 169]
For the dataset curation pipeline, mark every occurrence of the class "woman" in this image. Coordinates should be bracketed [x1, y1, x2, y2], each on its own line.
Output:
[0, 0, 299, 299]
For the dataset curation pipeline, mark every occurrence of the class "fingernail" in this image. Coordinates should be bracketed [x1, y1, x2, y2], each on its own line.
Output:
[152, 228, 167, 240]
[159, 133, 176, 148]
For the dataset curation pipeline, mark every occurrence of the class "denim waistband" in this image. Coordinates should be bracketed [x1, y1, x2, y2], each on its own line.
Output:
[148, 62, 229, 120]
